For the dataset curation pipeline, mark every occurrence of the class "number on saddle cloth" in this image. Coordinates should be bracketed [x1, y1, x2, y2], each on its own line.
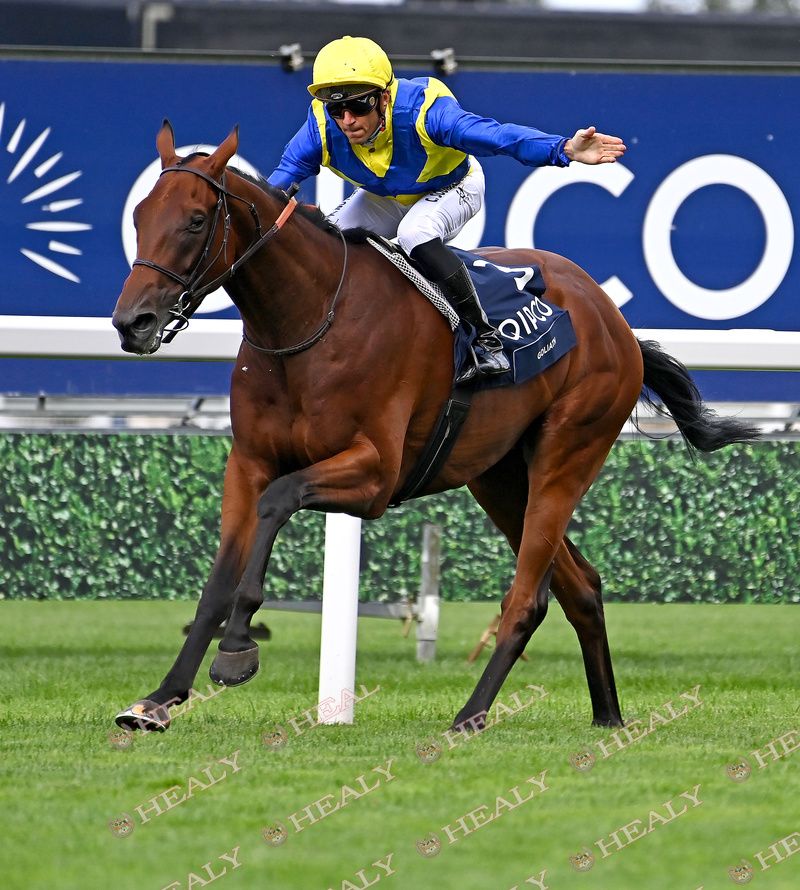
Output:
[363, 238, 576, 389]
[449, 249, 577, 390]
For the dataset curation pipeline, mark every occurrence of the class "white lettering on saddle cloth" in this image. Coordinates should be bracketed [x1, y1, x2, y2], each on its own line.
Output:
[537, 338, 556, 360]
[473, 259, 536, 292]
[471, 259, 554, 341]
[498, 296, 554, 341]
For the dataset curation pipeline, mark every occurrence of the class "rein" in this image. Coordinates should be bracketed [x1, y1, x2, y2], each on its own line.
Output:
[241, 227, 348, 357]
[133, 166, 342, 353]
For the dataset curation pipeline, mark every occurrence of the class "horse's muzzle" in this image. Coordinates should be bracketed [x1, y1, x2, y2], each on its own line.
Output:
[112, 310, 163, 355]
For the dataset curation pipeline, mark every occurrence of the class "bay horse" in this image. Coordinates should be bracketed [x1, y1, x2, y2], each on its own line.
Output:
[112, 122, 757, 733]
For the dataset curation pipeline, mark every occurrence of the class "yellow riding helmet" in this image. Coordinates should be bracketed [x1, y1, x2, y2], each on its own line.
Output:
[308, 36, 393, 99]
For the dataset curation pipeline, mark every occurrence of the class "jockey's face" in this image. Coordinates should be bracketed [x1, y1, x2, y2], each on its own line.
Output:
[333, 90, 390, 145]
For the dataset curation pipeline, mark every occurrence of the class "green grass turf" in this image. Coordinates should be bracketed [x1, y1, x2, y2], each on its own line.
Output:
[0, 601, 798, 890]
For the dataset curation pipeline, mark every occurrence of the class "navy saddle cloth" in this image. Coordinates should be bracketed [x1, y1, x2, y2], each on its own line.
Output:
[450, 248, 576, 390]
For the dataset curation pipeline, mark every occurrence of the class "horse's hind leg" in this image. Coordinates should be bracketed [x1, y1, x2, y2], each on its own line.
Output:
[467, 449, 623, 727]
[453, 399, 631, 732]
[551, 537, 623, 727]
[461, 444, 551, 722]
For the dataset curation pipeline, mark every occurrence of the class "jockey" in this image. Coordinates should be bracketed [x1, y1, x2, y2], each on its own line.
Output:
[268, 36, 626, 383]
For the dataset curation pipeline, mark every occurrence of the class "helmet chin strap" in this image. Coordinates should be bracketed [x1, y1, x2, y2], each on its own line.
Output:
[363, 92, 389, 145]
[363, 117, 385, 146]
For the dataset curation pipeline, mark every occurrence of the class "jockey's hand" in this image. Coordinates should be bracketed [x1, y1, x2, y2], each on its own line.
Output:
[564, 126, 627, 164]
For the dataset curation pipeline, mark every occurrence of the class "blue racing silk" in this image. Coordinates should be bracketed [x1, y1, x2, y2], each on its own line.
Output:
[268, 77, 569, 205]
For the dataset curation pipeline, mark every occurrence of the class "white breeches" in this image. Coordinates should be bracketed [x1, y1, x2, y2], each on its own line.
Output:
[328, 158, 485, 253]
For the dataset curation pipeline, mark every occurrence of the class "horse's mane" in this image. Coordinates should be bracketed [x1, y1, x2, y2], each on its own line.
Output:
[235, 168, 344, 237]
[178, 152, 351, 240]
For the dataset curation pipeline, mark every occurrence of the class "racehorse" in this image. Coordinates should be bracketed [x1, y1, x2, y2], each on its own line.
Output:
[112, 122, 757, 733]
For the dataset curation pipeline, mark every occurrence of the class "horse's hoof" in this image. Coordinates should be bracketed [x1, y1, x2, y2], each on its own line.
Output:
[209, 646, 259, 687]
[115, 699, 171, 733]
[449, 712, 487, 734]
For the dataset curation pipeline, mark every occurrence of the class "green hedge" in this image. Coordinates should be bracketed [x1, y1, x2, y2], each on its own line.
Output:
[0, 433, 797, 603]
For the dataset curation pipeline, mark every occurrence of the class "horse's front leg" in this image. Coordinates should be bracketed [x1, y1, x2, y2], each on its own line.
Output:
[210, 440, 386, 687]
[115, 448, 264, 731]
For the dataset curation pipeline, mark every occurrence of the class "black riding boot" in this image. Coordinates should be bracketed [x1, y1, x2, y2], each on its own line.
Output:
[440, 263, 511, 384]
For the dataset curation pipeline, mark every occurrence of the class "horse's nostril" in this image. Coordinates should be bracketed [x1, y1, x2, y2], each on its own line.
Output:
[131, 313, 158, 334]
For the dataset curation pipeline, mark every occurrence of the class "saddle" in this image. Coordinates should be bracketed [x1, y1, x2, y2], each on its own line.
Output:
[366, 234, 577, 391]
[362, 234, 577, 505]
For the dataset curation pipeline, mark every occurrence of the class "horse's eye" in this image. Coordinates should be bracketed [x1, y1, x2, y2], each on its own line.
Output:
[187, 215, 206, 232]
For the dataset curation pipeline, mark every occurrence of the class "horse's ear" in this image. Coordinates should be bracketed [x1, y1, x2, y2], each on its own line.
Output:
[156, 119, 177, 168]
[207, 125, 239, 176]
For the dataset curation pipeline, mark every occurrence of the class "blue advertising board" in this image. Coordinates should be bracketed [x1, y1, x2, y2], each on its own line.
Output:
[0, 57, 797, 397]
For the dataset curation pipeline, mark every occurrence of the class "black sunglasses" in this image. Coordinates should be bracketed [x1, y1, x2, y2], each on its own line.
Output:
[326, 91, 380, 120]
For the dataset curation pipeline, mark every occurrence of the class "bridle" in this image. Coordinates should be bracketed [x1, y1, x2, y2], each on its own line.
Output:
[132, 165, 347, 355]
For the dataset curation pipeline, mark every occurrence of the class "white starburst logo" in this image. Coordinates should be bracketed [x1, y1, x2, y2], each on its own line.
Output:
[2, 101, 90, 283]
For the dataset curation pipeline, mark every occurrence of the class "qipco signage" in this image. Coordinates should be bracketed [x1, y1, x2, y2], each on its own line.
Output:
[1, 57, 798, 396]
[505, 154, 794, 321]
[116, 146, 799, 324]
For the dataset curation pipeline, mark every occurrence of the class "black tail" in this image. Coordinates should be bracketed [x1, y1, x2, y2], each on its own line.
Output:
[637, 339, 760, 456]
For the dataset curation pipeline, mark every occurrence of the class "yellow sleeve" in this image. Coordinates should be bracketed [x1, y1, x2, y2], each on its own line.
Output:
[415, 78, 467, 183]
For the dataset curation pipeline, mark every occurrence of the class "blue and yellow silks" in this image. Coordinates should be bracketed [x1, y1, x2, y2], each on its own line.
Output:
[268, 76, 569, 203]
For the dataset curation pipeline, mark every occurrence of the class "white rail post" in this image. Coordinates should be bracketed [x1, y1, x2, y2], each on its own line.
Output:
[317, 513, 362, 724]
[417, 523, 441, 663]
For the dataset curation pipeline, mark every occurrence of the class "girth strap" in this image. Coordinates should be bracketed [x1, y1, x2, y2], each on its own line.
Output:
[389, 384, 473, 507]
